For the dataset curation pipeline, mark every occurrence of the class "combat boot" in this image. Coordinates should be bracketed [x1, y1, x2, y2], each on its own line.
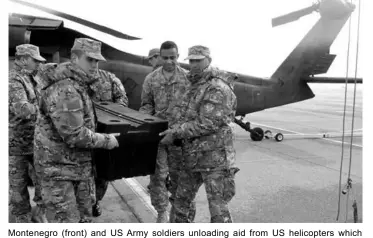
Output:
[156, 211, 169, 223]
[79, 217, 92, 223]
[92, 202, 102, 217]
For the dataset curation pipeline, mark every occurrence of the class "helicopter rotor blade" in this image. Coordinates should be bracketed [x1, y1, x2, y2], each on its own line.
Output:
[10, 0, 141, 40]
[272, 3, 319, 27]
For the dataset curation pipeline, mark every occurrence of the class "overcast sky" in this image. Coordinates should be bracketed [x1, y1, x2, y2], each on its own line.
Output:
[8, 0, 367, 78]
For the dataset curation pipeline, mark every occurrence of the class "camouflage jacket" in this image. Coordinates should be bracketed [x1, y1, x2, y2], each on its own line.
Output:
[9, 62, 38, 155]
[34, 62, 106, 180]
[89, 69, 128, 106]
[139, 65, 190, 120]
[168, 66, 237, 171]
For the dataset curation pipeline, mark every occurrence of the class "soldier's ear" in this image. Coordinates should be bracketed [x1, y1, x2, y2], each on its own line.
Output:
[71, 53, 78, 64]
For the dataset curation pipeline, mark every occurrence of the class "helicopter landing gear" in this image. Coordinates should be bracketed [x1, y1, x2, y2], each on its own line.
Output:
[263, 130, 284, 142]
[234, 117, 264, 141]
[250, 127, 264, 141]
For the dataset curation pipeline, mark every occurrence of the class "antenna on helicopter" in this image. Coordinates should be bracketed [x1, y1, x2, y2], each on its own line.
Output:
[271, 0, 355, 27]
[10, 0, 142, 40]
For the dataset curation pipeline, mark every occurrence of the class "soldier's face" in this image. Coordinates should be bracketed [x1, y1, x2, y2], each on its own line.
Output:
[189, 58, 210, 76]
[149, 55, 160, 68]
[24, 57, 40, 71]
[75, 54, 99, 75]
[160, 48, 179, 72]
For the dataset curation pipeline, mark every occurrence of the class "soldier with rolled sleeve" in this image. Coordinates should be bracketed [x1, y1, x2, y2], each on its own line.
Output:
[160, 45, 239, 223]
[34, 38, 119, 223]
[9, 44, 47, 223]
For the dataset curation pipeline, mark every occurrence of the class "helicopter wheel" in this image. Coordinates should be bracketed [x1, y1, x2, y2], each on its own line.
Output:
[264, 130, 272, 139]
[250, 127, 264, 141]
[275, 133, 284, 142]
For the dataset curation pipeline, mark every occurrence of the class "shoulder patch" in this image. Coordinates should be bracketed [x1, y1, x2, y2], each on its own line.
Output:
[203, 102, 216, 113]
[58, 98, 83, 112]
[206, 88, 224, 104]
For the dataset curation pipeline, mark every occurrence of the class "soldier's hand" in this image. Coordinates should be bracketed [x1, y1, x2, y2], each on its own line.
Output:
[159, 129, 175, 145]
[159, 129, 172, 137]
[94, 133, 119, 149]
[160, 133, 174, 145]
[106, 134, 119, 150]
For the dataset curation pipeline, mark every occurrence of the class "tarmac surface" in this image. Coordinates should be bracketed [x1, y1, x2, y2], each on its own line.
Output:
[20, 83, 363, 223]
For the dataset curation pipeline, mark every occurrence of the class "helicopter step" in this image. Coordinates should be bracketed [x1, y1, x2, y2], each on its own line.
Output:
[263, 130, 363, 142]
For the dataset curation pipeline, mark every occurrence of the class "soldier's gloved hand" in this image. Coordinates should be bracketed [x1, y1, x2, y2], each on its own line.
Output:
[159, 129, 175, 145]
[94, 133, 119, 150]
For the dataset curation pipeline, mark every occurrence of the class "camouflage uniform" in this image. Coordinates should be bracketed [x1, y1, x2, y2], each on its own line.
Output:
[139, 64, 191, 221]
[33, 38, 116, 223]
[89, 69, 128, 205]
[9, 44, 46, 223]
[168, 46, 239, 223]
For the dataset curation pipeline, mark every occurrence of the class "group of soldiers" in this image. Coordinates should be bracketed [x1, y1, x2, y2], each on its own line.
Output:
[9, 37, 239, 223]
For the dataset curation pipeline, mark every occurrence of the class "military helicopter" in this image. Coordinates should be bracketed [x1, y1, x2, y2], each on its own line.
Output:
[9, 0, 362, 141]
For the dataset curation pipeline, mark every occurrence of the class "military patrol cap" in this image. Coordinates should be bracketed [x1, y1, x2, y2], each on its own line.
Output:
[147, 48, 160, 59]
[71, 38, 106, 61]
[15, 44, 46, 62]
[184, 45, 210, 60]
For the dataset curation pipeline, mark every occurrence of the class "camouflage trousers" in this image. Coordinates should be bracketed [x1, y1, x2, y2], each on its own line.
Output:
[172, 168, 239, 223]
[9, 155, 43, 223]
[166, 146, 196, 222]
[41, 179, 93, 223]
[149, 145, 169, 213]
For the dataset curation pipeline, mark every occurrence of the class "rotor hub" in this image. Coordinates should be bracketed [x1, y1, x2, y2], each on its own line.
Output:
[319, 0, 355, 19]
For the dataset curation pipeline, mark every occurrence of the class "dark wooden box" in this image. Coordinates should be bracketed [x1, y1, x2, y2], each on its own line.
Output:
[93, 102, 168, 181]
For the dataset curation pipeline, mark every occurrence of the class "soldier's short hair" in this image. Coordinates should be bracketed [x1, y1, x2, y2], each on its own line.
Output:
[160, 41, 178, 53]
